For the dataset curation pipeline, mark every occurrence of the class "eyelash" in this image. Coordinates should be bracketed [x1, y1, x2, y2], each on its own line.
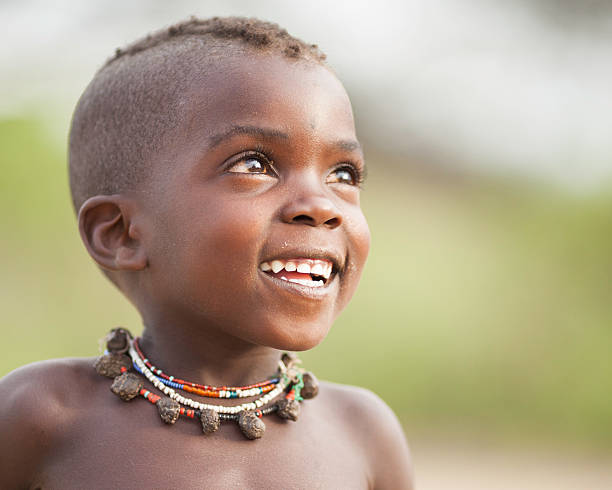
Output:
[225, 145, 277, 175]
[329, 162, 366, 188]
[226, 146, 366, 187]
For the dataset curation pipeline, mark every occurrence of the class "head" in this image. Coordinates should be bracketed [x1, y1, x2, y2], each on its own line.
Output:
[70, 17, 370, 351]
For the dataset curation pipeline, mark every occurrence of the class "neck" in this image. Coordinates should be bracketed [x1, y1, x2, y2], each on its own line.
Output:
[138, 321, 282, 388]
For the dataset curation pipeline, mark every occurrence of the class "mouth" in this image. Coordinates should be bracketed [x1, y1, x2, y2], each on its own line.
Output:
[259, 258, 335, 289]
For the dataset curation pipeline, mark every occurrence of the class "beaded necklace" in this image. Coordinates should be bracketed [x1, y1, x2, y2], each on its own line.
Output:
[94, 328, 319, 439]
[131, 337, 279, 398]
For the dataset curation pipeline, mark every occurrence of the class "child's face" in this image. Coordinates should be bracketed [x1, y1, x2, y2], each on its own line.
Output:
[136, 52, 370, 350]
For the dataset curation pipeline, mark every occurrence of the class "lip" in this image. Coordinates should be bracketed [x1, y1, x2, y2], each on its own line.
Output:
[258, 267, 339, 300]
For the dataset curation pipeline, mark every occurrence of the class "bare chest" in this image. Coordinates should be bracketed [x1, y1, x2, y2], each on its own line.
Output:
[34, 397, 370, 490]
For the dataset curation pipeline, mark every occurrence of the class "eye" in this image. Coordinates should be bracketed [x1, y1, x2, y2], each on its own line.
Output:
[227, 154, 276, 175]
[326, 165, 363, 186]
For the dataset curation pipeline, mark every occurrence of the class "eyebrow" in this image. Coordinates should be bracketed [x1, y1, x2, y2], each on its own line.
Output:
[208, 125, 289, 148]
[207, 124, 363, 155]
[334, 139, 362, 153]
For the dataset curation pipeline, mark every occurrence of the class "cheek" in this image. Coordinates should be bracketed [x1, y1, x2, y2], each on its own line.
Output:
[187, 201, 265, 279]
[338, 208, 371, 305]
[348, 207, 371, 271]
[355, 211, 371, 263]
[151, 197, 266, 303]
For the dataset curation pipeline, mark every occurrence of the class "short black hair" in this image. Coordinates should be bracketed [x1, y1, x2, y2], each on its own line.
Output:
[68, 16, 327, 211]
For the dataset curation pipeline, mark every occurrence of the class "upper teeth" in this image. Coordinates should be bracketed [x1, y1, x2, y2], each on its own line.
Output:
[259, 259, 333, 280]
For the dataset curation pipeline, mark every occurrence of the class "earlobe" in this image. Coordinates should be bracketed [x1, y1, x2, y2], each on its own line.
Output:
[78, 195, 148, 271]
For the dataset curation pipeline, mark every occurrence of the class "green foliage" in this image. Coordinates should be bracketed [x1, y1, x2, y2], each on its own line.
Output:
[1, 118, 611, 447]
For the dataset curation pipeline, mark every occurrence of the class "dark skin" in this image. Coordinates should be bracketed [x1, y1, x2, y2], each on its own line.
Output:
[0, 52, 413, 489]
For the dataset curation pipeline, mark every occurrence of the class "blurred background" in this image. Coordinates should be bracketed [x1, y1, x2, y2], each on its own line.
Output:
[1, 0, 611, 488]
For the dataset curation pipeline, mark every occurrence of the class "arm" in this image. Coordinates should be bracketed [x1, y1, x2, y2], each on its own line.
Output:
[0, 362, 61, 489]
[342, 386, 414, 490]
[366, 392, 414, 490]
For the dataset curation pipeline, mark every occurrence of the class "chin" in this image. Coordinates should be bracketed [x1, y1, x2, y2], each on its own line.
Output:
[277, 334, 326, 352]
[257, 318, 333, 352]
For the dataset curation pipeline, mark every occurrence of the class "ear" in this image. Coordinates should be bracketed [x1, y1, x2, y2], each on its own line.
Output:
[78, 195, 148, 271]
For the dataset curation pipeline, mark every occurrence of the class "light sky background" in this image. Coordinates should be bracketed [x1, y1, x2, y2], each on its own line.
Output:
[1, 0, 611, 188]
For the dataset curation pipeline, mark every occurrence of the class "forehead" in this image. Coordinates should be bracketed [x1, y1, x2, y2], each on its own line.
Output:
[179, 52, 357, 147]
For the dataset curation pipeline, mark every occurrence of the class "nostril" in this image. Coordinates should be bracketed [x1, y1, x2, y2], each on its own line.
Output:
[281, 196, 342, 227]
[292, 215, 313, 223]
[290, 215, 340, 228]
[324, 217, 341, 229]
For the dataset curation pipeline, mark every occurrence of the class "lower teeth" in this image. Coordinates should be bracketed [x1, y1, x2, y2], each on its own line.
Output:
[280, 277, 324, 287]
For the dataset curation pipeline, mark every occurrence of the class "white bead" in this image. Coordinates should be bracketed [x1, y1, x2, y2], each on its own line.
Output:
[127, 340, 289, 417]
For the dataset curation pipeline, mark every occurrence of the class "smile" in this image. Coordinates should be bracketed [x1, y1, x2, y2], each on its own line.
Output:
[259, 258, 333, 288]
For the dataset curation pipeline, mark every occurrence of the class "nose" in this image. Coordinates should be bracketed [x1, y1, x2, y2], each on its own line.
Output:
[281, 194, 342, 229]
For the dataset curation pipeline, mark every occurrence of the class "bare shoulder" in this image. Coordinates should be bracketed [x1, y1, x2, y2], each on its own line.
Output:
[0, 358, 97, 488]
[318, 381, 414, 490]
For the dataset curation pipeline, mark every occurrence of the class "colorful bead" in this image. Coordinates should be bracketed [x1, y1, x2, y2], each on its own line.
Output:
[132, 338, 279, 396]
[130, 343, 290, 415]
[97, 329, 316, 440]
[179, 407, 198, 419]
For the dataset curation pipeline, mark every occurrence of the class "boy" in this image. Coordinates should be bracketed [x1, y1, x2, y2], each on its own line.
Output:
[0, 17, 412, 489]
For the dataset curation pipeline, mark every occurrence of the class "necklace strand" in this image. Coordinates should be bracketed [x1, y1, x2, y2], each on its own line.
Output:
[94, 327, 319, 439]
[131, 337, 279, 398]
[130, 342, 289, 414]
